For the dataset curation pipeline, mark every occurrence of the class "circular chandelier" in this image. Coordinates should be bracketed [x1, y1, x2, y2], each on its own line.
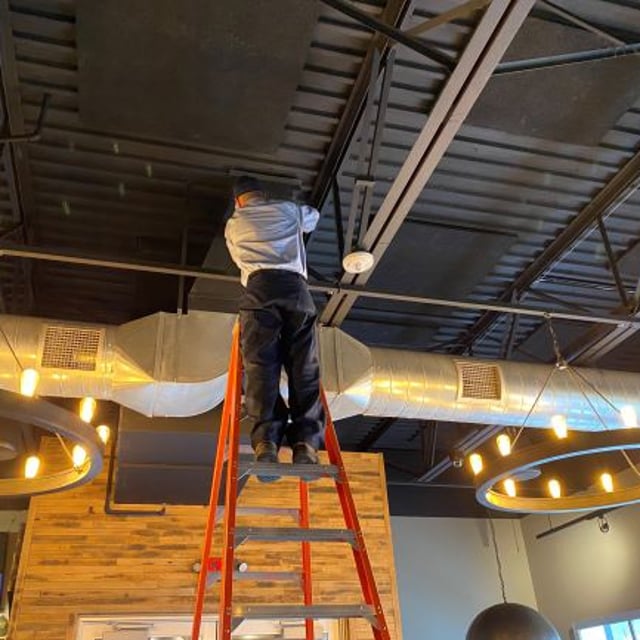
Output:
[465, 319, 640, 514]
[473, 428, 640, 514]
[0, 389, 105, 497]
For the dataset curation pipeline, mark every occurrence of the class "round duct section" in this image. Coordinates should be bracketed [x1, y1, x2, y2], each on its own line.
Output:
[320, 326, 640, 431]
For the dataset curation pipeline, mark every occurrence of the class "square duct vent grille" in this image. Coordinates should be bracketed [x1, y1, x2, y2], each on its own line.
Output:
[456, 362, 502, 401]
[40, 326, 103, 371]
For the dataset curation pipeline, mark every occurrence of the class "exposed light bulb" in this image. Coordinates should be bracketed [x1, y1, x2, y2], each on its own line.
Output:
[620, 405, 637, 428]
[469, 453, 483, 475]
[24, 455, 40, 479]
[496, 433, 511, 457]
[96, 424, 111, 445]
[20, 368, 39, 397]
[72, 444, 87, 468]
[548, 478, 561, 499]
[551, 414, 568, 439]
[79, 397, 96, 423]
[503, 478, 517, 497]
[601, 472, 614, 493]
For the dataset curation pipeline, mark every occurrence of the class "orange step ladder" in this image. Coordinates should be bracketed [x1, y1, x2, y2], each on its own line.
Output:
[191, 324, 391, 640]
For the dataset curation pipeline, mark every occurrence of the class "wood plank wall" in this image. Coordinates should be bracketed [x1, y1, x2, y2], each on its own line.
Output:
[9, 440, 403, 640]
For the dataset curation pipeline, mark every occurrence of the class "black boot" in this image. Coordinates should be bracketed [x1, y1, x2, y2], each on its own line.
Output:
[292, 442, 319, 465]
[254, 441, 280, 483]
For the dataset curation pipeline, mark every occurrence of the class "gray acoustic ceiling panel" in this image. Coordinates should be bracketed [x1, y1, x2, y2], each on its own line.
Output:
[368, 220, 515, 299]
[467, 17, 640, 145]
[77, 0, 319, 152]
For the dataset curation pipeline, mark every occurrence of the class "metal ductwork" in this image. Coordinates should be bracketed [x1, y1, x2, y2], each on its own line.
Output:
[0, 312, 637, 429]
[319, 327, 639, 430]
[0, 311, 235, 417]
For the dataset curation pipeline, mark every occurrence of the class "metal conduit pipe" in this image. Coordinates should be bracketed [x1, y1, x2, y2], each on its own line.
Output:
[0, 243, 636, 327]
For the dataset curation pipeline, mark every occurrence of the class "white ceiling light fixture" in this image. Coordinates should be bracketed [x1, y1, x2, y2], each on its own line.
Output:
[342, 250, 375, 274]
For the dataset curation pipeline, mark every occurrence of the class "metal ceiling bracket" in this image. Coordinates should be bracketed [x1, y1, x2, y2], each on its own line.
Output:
[332, 177, 346, 268]
[596, 215, 630, 309]
[417, 424, 502, 483]
[344, 47, 381, 256]
[310, 0, 411, 207]
[535, 506, 620, 539]
[357, 48, 395, 247]
[320, 0, 456, 69]
[0, 93, 50, 143]
[405, 0, 492, 36]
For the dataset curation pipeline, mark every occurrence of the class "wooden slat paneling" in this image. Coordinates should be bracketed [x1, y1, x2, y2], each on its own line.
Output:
[9, 440, 402, 640]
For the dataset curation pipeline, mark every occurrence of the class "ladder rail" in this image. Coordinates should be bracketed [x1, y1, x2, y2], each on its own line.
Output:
[218, 329, 244, 638]
[322, 388, 391, 640]
[299, 480, 314, 640]
[191, 323, 239, 640]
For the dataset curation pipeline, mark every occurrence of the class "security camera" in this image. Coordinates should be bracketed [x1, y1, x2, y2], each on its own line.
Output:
[451, 450, 465, 469]
[597, 515, 610, 534]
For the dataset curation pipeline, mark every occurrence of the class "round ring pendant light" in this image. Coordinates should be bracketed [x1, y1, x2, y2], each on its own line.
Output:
[474, 429, 640, 514]
[0, 390, 104, 497]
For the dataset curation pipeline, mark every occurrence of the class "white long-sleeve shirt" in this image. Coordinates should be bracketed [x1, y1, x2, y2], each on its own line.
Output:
[225, 199, 320, 286]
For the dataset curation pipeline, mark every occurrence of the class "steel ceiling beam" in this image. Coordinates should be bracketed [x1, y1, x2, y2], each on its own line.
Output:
[494, 41, 640, 75]
[310, 0, 413, 207]
[320, 0, 537, 327]
[405, 0, 492, 36]
[319, 0, 456, 69]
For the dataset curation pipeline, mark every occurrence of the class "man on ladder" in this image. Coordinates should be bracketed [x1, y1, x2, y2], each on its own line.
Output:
[194, 186, 391, 638]
[225, 176, 325, 478]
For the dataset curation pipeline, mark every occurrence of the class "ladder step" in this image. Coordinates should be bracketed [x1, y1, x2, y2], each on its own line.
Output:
[235, 526, 355, 545]
[232, 604, 378, 627]
[219, 506, 300, 518]
[207, 570, 300, 587]
[239, 461, 339, 480]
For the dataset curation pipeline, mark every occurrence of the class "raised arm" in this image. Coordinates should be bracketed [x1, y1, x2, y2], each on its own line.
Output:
[300, 204, 320, 234]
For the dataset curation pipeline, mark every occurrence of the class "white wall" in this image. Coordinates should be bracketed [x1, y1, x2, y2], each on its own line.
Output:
[391, 517, 537, 640]
[522, 502, 640, 640]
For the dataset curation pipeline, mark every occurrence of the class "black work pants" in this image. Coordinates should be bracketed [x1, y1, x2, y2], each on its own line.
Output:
[239, 269, 325, 450]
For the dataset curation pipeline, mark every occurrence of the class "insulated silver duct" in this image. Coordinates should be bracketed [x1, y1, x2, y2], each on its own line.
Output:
[0, 313, 636, 429]
[319, 327, 639, 430]
[0, 311, 236, 417]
